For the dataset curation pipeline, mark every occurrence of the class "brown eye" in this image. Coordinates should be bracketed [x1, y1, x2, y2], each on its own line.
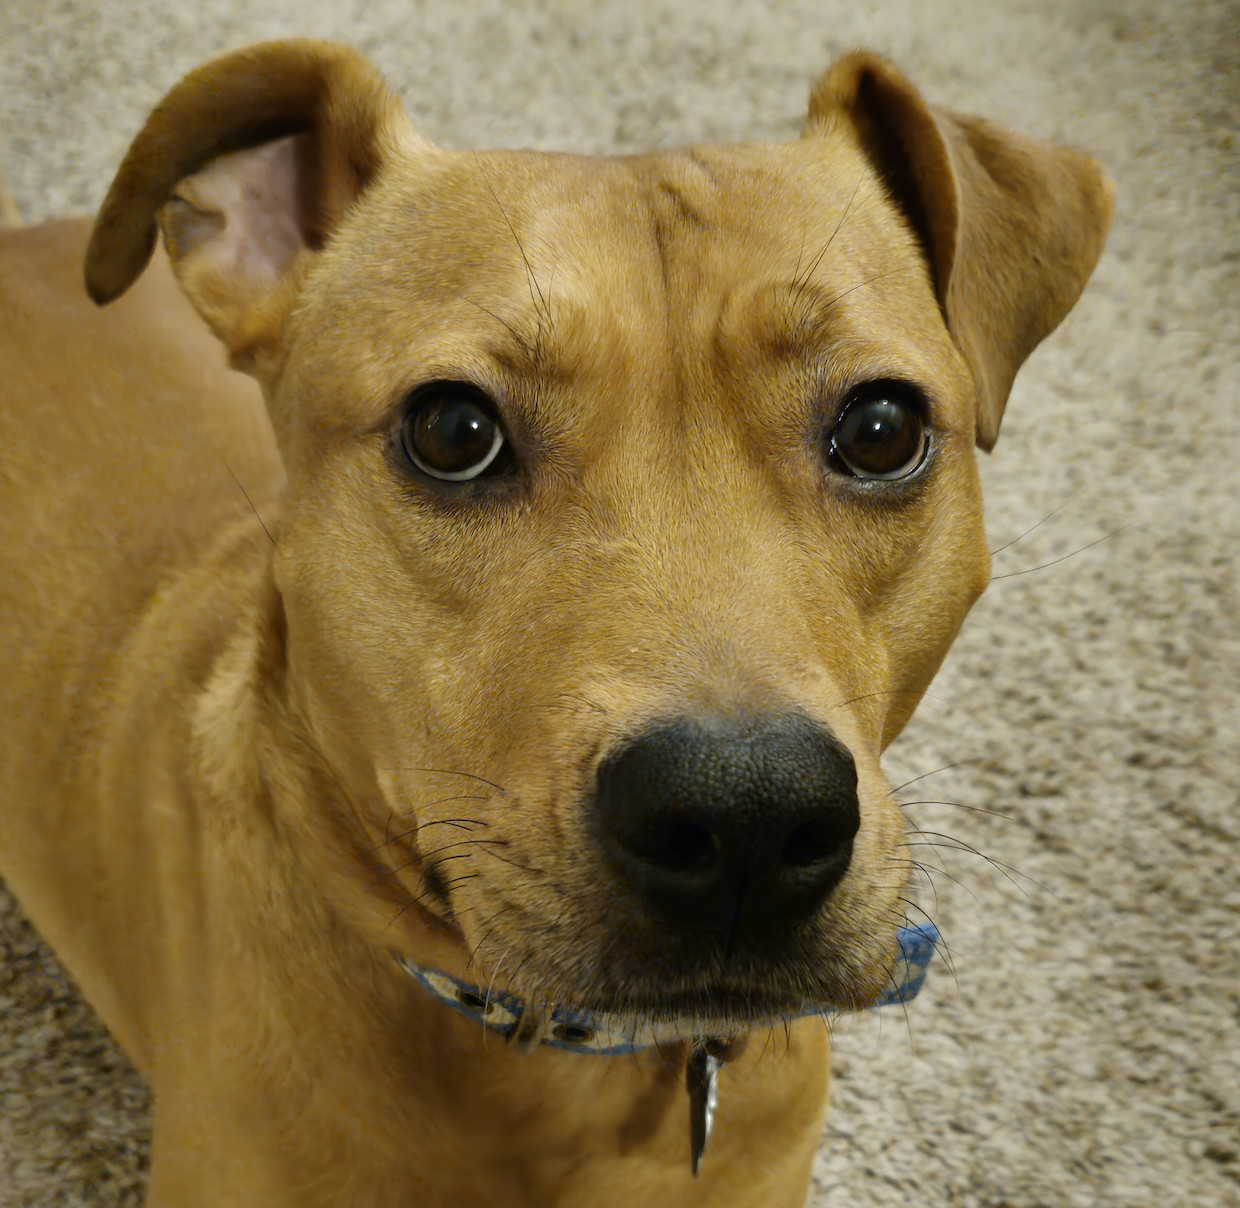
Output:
[829, 385, 928, 481]
[401, 383, 508, 481]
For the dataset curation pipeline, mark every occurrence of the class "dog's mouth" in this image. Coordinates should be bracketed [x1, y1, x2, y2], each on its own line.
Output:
[394, 923, 937, 1055]
[397, 855, 920, 1038]
[551, 950, 878, 1026]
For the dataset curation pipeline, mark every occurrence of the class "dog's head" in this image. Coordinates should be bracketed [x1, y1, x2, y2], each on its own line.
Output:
[87, 41, 1111, 1033]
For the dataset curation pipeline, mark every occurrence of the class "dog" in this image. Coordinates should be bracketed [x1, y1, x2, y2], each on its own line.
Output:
[0, 39, 1111, 1207]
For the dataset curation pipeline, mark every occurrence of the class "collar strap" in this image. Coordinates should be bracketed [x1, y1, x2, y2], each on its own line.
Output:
[396, 922, 938, 1057]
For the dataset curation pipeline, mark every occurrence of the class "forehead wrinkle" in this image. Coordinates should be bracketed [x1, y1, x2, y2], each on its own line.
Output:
[772, 271, 923, 360]
[453, 291, 542, 364]
[436, 279, 632, 442]
[466, 170, 667, 377]
[702, 271, 938, 433]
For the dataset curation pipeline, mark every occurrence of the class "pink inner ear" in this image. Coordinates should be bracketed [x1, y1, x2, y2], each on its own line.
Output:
[167, 133, 319, 291]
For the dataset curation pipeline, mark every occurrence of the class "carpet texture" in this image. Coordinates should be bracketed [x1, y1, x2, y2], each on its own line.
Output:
[1, 2, 1237, 1205]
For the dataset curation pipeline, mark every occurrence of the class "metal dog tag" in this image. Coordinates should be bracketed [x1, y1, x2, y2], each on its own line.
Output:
[686, 1045, 721, 1176]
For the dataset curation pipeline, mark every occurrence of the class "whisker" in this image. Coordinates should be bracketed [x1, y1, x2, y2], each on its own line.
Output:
[831, 687, 945, 709]
[483, 945, 513, 1020]
[417, 837, 505, 861]
[894, 898, 959, 989]
[906, 859, 980, 906]
[457, 293, 533, 356]
[385, 872, 481, 930]
[371, 810, 490, 855]
[391, 816, 490, 847]
[898, 798, 1011, 822]
[901, 830, 1051, 898]
[415, 795, 492, 807]
[472, 846, 545, 878]
[473, 151, 549, 320]
[792, 177, 863, 297]
[385, 767, 510, 795]
[390, 848, 474, 879]
[792, 219, 809, 289]
[458, 896, 543, 974]
[422, 836, 545, 880]
[819, 267, 909, 311]
[903, 862, 943, 911]
[886, 760, 979, 796]
[988, 500, 1072, 557]
[883, 952, 917, 1049]
[225, 462, 276, 547]
[465, 928, 498, 977]
[989, 523, 1130, 581]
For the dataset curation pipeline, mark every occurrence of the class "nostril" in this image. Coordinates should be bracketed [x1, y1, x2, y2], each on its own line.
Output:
[658, 820, 718, 873]
[781, 818, 846, 867]
[629, 819, 719, 873]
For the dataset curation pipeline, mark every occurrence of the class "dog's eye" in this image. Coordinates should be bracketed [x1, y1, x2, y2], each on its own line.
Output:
[828, 383, 928, 481]
[401, 383, 508, 481]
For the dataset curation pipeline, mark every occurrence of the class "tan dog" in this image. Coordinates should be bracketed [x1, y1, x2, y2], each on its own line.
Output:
[0, 40, 1111, 1207]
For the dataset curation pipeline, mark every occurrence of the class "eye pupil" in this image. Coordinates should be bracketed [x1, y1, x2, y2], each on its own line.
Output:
[417, 401, 491, 469]
[830, 388, 927, 480]
[402, 384, 507, 481]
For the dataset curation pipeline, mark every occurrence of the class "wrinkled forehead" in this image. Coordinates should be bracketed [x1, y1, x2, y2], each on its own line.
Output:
[292, 137, 949, 422]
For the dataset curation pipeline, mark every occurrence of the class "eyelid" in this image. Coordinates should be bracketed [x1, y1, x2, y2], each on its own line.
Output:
[836, 377, 929, 417]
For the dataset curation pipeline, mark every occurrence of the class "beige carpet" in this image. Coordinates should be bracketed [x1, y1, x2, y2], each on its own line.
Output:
[1, 1, 1237, 1204]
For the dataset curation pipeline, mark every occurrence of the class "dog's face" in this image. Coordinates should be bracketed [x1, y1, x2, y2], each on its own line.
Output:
[86, 42, 1111, 1032]
[272, 143, 988, 1022]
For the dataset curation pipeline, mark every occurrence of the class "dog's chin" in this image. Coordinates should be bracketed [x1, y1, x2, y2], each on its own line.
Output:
[500, 933, 893, 1035]
[573, 988, 844, 1038]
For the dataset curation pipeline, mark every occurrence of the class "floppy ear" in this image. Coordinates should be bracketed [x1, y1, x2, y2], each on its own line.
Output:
[807, 53, 1113, 451]
[85, 39, 422, 377]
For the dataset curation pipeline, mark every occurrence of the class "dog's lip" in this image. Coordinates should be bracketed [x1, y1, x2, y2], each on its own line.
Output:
[513, 962, 878, 1028]
[520, 922, 939, 1023]
[403, 960, 825, 1044]
[397, 922, 937, 1050]
[536, 945, 878, 1021]
[453, 940, 895, 1024]
[568, 984, 858, 1026]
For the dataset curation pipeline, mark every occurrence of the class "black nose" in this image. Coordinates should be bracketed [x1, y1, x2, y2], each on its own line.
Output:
[592, 714, 860, 942]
